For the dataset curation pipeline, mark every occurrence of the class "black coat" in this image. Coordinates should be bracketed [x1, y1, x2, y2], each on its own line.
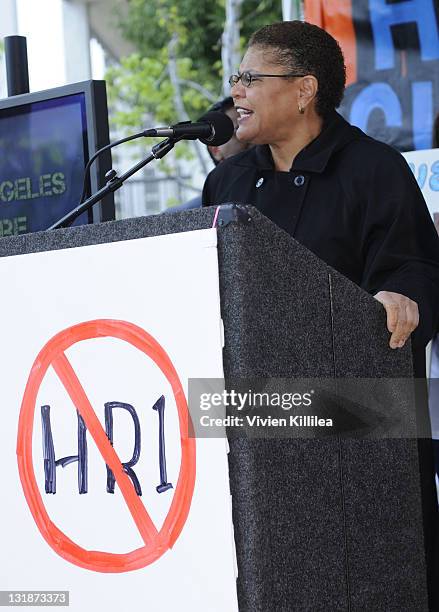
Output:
[202, 111, 439, 373]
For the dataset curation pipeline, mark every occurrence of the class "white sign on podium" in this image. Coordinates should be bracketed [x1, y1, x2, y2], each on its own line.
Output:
[0, 228, 238, 612]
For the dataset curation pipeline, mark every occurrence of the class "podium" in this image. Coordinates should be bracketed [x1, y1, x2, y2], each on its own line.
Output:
[0, 205, 429, 611]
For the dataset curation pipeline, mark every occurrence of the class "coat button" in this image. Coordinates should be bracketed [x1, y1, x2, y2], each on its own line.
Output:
[256, 177, 264, 188]
[294, 175, 305, 187]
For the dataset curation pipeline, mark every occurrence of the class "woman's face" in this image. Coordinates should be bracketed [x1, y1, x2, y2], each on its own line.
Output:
[231, 46, 303, 145]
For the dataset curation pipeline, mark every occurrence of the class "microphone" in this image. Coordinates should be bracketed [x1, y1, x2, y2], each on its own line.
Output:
[143, 111, 235, 146]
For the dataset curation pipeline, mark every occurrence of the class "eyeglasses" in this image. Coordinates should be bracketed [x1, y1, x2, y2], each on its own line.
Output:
[228, 71, 306, 88]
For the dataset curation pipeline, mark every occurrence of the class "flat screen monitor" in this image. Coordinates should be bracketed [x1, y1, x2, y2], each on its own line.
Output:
[0, 80, 114, 236]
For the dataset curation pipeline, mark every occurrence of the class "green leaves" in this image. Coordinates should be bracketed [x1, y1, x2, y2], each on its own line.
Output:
[107, 0, 281, 162]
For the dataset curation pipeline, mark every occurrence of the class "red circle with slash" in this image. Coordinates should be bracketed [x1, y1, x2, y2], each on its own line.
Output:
[17, 319, 196, 573]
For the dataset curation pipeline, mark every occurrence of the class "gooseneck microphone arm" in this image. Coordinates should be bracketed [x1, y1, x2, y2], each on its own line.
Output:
[78, 129, 151, 206]
[78, 112, 232, 206]
[48, 137, 180, 230]
[48, 111, 234, 230]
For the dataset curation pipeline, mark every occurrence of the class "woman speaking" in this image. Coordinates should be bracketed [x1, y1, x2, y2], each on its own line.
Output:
[202, 20, 439, 370]
[202, 19, 439, 608]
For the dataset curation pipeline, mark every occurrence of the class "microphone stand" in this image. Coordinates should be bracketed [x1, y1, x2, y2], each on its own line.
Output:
[48, 137, 181, 230]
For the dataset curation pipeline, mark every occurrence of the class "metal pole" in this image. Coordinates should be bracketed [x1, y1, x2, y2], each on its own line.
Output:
[5, 35, 30, 96]
[282, 0, 303, 21]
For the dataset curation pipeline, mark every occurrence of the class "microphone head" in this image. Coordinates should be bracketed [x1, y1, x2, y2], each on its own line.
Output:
[197, 111, 235, 146]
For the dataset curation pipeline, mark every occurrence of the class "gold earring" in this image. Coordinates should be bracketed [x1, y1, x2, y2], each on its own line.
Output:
[298, 104, 305, 114]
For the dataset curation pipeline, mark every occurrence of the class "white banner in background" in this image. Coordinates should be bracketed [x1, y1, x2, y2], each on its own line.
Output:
[403, 148, 439, 217]
[0, 229, 238, 612]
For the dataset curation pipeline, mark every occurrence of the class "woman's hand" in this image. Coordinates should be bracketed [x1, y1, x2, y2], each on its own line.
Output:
[374, 291, 419, 349]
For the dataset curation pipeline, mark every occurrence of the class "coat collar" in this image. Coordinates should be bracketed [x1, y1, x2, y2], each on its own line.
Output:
[234, 111, 363, 174]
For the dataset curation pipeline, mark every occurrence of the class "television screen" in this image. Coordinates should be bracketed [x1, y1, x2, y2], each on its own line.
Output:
[0, 81, 114, 236]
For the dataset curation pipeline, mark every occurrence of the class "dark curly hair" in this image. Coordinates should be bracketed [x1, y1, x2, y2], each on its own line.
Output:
[249, 21, 346, 118]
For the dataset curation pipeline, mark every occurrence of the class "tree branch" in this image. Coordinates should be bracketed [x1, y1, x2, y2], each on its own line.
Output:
[221, 0, 243, 96]
[168, 33, 209, 175]
[178, 78, 219, 103]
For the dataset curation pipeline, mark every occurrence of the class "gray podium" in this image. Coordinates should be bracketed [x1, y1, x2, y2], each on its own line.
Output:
[0, 205, 429, 611]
